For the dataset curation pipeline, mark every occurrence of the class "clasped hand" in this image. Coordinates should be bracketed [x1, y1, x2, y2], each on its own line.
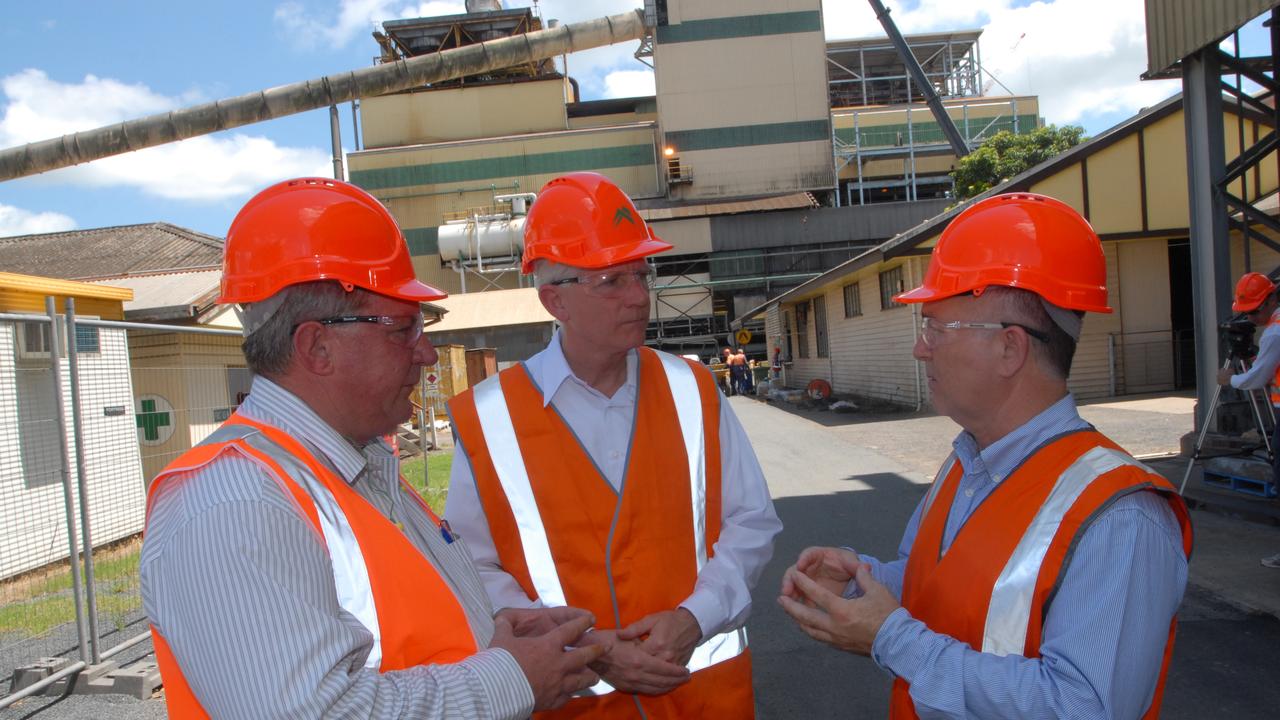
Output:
[778, 546, 900, 657]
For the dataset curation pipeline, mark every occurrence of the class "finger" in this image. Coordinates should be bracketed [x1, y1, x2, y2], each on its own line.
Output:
[549, 614, 597, 646]
[565, 642, 608, 668]
[490, 615, 514, 642]
[628, 650, 691, 678]
[791, 570, 843, 612]
[617, 614, 659, 641]
[778, 594, 834, 630]
[854, 563, 884, 595]
[780, 564, 800, 596]
[546, 606, 593, 625]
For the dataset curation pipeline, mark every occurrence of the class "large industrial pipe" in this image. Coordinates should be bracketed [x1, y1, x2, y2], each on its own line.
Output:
[0, 10, 646, 181]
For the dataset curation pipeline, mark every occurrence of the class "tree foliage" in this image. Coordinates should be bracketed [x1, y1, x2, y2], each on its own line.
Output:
[951, 125, 1086, 199]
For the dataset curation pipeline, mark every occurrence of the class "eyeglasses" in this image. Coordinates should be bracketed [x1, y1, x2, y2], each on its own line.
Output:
[549, 267, 657, 298]
[293, 314, 438, 347]
[919, 317, 1050, 347]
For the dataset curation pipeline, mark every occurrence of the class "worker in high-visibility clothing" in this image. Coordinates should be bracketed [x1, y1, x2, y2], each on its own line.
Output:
[139, 178, 605, 719]
[445, 172, 782, 718]
[778, 193, 1193, 719]
[1217, 271, 1280, 568]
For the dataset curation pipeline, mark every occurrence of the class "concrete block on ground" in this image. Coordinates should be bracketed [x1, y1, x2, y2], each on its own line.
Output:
[9, 656, 73, 693]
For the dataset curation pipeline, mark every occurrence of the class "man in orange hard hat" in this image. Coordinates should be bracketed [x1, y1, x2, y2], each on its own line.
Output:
[778, 193, 1192, 718]
[446, 172, 782, 717]
[1217, 271, 1280, 568]
[140, 178, 604, 719]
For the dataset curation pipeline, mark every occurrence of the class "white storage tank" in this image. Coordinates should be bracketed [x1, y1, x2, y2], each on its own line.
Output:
[438, 215, 526, 262]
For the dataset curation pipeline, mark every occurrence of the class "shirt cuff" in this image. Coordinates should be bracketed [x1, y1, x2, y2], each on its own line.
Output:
[462, 648, 535, 720]
[679, 589, 723, 641]
[869, 607, 931, 682]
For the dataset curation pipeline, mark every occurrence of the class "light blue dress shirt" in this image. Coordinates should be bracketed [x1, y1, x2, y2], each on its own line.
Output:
[855, 394, 1189, 719]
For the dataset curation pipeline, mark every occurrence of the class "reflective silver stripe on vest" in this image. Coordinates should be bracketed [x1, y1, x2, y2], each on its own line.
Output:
[982, 446, 1149, 656]
[219, 426, 385, 669]
[472, 374, 568, 608]
[653, 351, 709, 573]
[921, 455, 958, 520]
[470, 354, 746, 695]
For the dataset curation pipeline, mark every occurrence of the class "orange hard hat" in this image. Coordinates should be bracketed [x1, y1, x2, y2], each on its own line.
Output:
[521, 172, 672, 274]
[218, 177, 445, 304]
[1232, 272, 1276, 312]
[894, 192, 1112, 313]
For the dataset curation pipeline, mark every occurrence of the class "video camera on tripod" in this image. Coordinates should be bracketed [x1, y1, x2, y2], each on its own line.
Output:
[1220, 318, 1259, 362]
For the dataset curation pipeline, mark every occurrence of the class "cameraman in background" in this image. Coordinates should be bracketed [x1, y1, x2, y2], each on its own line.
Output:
[1217, 271, 1280, 568]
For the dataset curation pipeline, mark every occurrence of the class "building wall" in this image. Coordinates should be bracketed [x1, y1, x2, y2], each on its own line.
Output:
[1116, 238, 1176, 393]
[0, 322, 144, 579]
[361, 78, 570, 148]
[349, 124, 661, 295]
[654, 0, 832, 198]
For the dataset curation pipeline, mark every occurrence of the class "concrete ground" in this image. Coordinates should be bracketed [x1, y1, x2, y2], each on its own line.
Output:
[739, 392, 1280, 718]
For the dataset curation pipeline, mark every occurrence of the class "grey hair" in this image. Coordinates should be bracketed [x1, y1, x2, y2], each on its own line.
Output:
[531, 259, 580, 288]
[984, 286, 1080, 380]
[241, 281, 375, 377]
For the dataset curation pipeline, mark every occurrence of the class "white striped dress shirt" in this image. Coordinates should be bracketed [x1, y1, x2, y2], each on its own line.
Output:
[140, 376, 534, 719]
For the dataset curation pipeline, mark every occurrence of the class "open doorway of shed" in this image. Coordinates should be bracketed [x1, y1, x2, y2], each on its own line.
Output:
[1168, 238, 1195, 390]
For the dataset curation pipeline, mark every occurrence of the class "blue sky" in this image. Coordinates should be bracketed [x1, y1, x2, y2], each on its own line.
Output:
[0, 0, 1267, 241]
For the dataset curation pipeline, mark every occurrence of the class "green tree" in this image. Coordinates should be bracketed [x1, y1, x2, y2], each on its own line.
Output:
[951, 125, 1085, 199]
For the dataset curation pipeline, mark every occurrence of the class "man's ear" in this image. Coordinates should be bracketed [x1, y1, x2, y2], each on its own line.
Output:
[996, 325, 1033, 379]
[538, 284, 570, 324]
[290, 322, 336, 376]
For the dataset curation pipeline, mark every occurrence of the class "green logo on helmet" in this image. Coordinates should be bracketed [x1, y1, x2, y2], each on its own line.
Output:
[613, 207, 636, 226]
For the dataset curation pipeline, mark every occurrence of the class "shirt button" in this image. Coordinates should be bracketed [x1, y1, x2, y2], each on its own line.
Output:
[964, 488, 975, 497]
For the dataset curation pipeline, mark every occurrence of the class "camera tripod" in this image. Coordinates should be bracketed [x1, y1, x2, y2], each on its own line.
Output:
[1179, 356, 1277, 494]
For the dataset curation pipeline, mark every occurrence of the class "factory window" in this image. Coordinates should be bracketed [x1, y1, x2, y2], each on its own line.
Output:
[843, 283, 862, 318]
[879, 266, 905, 310]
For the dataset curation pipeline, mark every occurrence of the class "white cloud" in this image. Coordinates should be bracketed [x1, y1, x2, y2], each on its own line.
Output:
[0, 203, 76, 237]
[822, 0, 1180, 130]
[274, 0, 467, 50]
[603, 69, 654, 99]
[0, 69, 331, 201]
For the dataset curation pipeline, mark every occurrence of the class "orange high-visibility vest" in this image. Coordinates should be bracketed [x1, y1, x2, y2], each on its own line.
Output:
[889, 431, 1193, 720]
[450, 347, 755, 719]
[145, 414, 479, 719]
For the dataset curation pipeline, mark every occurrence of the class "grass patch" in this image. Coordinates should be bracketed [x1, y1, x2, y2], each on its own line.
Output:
[0, 537, 143, 637]
[401, 450, 454, 515]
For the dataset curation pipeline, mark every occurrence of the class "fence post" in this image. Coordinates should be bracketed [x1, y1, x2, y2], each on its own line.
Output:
[46, 297, 89, 663]
[65, 298, 102, 663]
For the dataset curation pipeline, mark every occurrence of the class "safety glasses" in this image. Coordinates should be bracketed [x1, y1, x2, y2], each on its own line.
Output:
[550, 267, 657, 298]
[919, 317, 1049, 347]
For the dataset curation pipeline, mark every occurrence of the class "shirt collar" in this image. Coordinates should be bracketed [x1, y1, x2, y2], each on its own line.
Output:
[951, 393, 1088, 484]
[527, 329, 638, 407]
[238, 375, 385, 485]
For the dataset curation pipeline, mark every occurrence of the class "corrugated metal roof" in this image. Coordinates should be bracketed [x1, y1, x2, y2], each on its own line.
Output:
[0, 222, 223, 280]
[1145, 0, 1278, 75]
[428, 287, 554, 333]
[85, 269, 222, 320]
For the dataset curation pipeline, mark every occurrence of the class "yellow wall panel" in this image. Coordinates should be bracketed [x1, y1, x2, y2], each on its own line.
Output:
[362, 79, 567, 148]
[1086, 135, 1143, 235]
[1141, 114, 1190, 230]
[1030, 165, 1085, 215]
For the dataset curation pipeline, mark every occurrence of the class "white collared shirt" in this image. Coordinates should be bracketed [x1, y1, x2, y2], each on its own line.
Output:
[445, 331, 782, 638]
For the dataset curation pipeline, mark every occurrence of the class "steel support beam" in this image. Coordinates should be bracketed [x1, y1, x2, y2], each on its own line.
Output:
[1183, 49, 1232, 430]
[865, 0, 969, 157]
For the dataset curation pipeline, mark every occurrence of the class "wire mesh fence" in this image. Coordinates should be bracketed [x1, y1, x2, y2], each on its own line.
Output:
[0, 309, 244, 702]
